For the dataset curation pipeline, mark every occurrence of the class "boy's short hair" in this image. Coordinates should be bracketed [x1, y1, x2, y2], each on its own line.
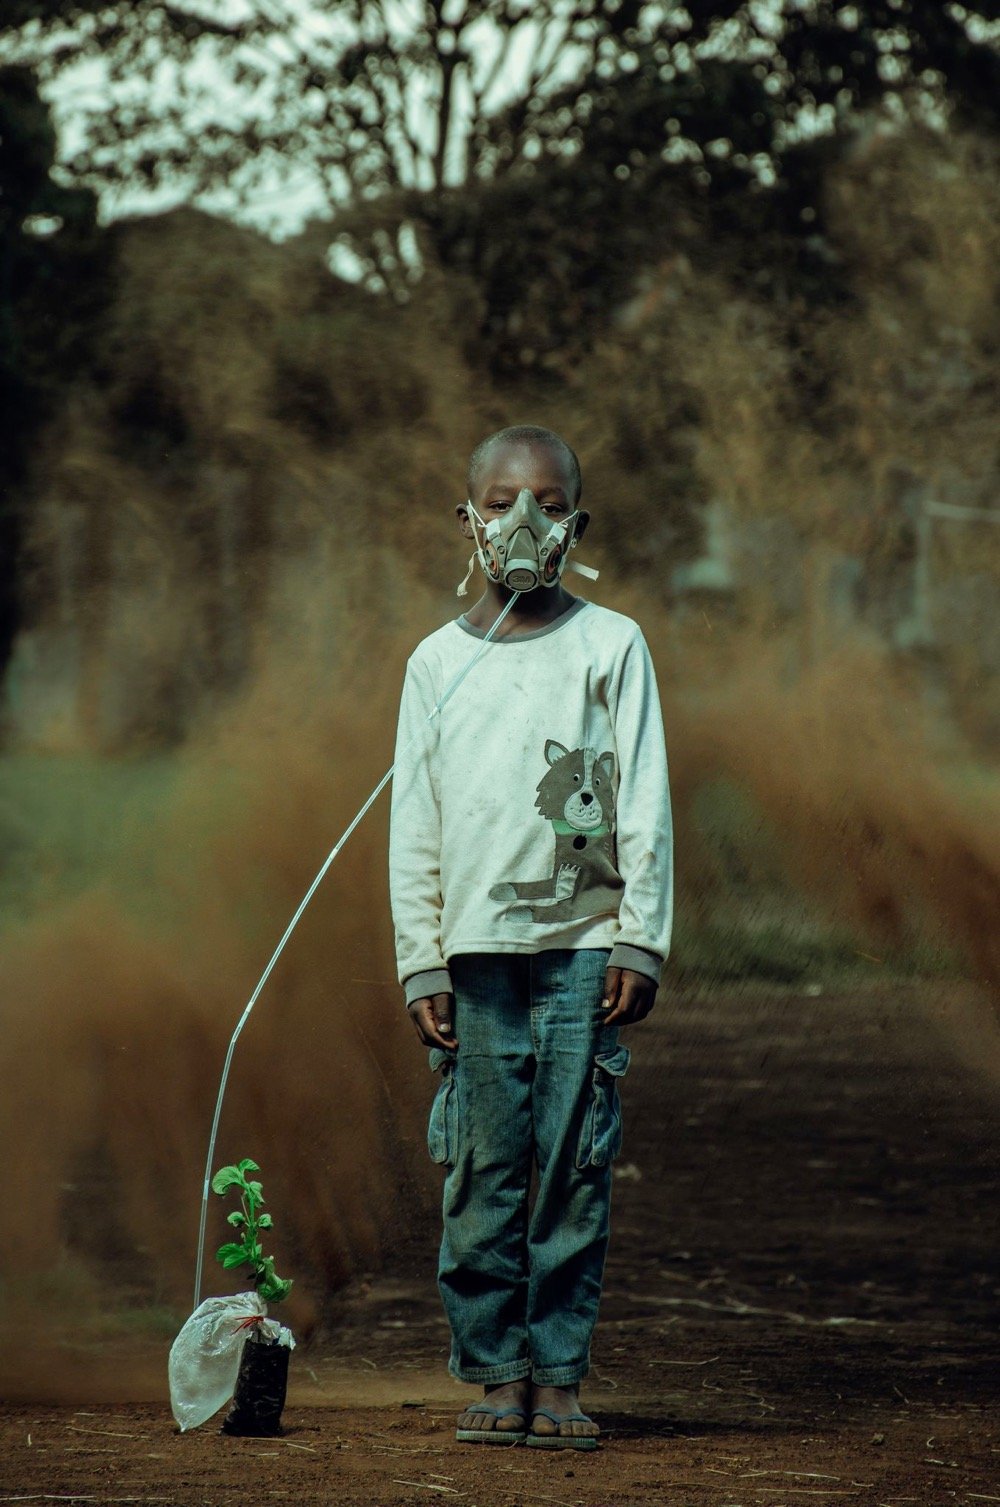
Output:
[467, 425, 583, 504]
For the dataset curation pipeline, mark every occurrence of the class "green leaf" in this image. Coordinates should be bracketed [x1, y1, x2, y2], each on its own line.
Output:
[211, 1167, 242, 1195]
[259, 1275, 292, 1304]
[257, 1213, 273, 1229]
[247, 1181, 264, 1200]
[236, 1158, 260, 1174]
[227, 1210, 247, 1227]
[214, 1241, 247, 1268]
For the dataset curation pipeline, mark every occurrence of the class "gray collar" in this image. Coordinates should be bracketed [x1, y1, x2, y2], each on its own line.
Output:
[456, 597, 588, 642]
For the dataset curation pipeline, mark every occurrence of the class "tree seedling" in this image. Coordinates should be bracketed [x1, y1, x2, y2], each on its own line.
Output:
[211, 1158, 292, 1305]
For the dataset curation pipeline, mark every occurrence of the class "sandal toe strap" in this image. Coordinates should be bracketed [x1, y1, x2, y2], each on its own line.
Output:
[531, 1409, 593, 1426]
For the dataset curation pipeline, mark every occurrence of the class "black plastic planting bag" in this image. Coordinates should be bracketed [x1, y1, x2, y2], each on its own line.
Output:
[220, 1329, 291, 1436]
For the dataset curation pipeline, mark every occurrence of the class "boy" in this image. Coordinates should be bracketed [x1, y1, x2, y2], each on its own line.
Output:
[389, 425, 673, 1448]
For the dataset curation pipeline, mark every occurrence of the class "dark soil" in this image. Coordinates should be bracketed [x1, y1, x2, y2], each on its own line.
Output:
[3, 978, 999, 1505]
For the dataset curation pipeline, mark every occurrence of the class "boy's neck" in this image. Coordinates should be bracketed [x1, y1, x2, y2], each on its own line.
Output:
[462, 583, 580, 637]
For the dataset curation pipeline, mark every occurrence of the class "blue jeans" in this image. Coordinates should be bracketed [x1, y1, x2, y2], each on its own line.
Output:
[426, 949, 629, 1387]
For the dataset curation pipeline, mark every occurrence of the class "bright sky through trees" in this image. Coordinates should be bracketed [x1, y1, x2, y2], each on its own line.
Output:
[13, 0, 616, 237]
[3, 0, 996, 293]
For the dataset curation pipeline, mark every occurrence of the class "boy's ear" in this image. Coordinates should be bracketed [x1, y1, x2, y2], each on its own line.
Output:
[571, 508, 591, 545]
[545, 739, 569, 766]
[456, 501, 474, 540]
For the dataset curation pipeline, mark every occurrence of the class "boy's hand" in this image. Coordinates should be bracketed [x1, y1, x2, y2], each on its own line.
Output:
[408, 993, 458, 1050]
[601, 966, 657, 1027]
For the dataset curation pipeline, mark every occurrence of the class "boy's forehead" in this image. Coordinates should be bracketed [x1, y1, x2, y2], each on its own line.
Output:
[475, 438, 574, 493]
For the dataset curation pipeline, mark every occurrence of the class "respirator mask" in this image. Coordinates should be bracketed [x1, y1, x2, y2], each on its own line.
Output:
[458, 488, 599, 597]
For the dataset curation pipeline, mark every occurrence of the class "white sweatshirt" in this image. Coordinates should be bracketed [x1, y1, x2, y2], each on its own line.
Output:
[389, 598, 674, 1005]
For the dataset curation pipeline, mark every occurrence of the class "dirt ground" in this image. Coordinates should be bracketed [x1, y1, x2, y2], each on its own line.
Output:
[3, 977, 999, 1505]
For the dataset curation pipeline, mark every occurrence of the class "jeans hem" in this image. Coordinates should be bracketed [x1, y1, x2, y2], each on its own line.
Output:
[531, 1365, 589, 1387]
[448, 1359, 533, 1385]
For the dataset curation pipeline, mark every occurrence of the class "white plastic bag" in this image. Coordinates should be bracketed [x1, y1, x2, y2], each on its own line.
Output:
[168, 1291, 295, 1432]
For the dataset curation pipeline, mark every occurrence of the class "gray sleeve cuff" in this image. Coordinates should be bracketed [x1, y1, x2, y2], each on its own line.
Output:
[403, 967, 454, 1007]
[608, 943, 663, 986]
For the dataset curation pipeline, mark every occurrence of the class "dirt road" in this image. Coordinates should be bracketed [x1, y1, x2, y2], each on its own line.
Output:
[3, 978, 999, 1504]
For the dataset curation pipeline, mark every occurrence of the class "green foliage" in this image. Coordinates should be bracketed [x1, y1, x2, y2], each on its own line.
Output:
[212, 1158, 292, 1305]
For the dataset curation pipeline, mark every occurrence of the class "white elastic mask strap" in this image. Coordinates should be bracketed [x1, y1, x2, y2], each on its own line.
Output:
[456, 552, 477, 597]
[468, 501, 492, 565]
[561, 511, 599, 582]
[457, 502, 490, 595]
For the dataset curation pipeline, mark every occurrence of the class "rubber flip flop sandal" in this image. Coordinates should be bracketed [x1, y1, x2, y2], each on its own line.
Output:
[526, 1409, 599, 1450]
[455, 1403, 527, 1444]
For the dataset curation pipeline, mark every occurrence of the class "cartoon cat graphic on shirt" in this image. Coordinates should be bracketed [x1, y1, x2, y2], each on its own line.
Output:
[489, 739, 625, 924]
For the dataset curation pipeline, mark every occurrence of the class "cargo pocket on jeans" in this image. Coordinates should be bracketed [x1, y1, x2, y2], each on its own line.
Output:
[427, 1047, 458, 1167]
[575, 1044, 631, 1170]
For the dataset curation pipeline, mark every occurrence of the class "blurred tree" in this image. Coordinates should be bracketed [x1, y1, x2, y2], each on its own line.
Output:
[2, 1, 998, 372]
[4, 2, 999, 231]
[4, 2, 630, 210]
[0, 62, 107, 676]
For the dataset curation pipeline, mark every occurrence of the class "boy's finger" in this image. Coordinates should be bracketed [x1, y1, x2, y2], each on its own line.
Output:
[408, 1000, 442, 1045]
[601, 966, 622, 1012]
[431, 992, 456, 1040]
[602, 987, 631, 1025]
[411, 1013, 454, 1051]
[407, 996, 455, 1040]
[603, 996, 632, 1026]
[407, 1006, 431, 1046]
